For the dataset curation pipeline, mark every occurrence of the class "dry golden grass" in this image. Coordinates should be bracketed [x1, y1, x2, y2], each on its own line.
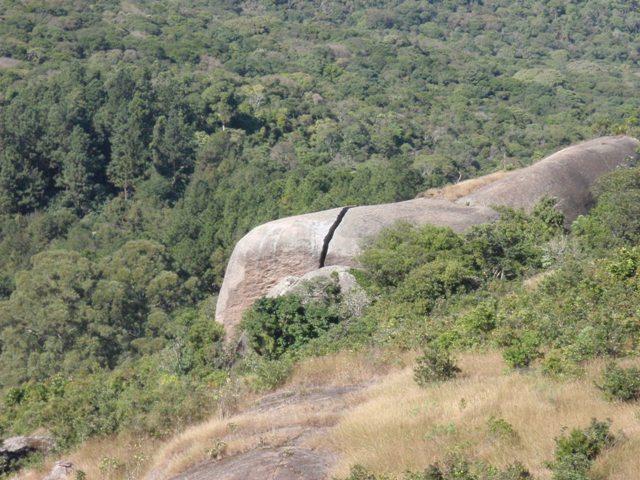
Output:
[325, 352, 640, 479]
[17, 350, 640, 480]
[16, 433, 160, 480]
[287, 348, 413, 389]
[142, 349, 408, 479]
[418, 170, 517, 201]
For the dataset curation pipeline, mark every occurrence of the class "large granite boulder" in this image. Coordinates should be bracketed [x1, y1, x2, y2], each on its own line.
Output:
[215, 200, 498, 338]
[456, 136, 640, 223]
[215, 135, 639, 338]
[215, 208, 344, 340]
[323, 199, 499, 267]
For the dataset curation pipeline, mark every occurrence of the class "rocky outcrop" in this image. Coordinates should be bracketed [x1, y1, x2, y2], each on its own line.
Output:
[456, 136, 640, 223]
[216, 201, 498, 338]
[323, 199, 499, 267]
[266, 265, 359, 299]
[215, 208, 345, 340]
[0, 436, 54, 474]
[215, 136, 639, 338]
[42, 461, 75, 480]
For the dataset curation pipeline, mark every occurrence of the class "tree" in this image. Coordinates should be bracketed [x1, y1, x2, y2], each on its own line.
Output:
[107, 93, 153, 200]
[150, 110, 196, 191]
[58, 126, 95, 213]
[0, 250, 97, 385]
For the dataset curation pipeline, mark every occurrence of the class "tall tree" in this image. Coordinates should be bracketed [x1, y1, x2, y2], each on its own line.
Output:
[58, 126, 95, 213]
[107, 93, 152, 200]
[150, 110, 196, 191]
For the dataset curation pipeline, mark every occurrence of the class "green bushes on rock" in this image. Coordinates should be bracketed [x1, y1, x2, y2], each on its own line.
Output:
[241, 288, 342, 360]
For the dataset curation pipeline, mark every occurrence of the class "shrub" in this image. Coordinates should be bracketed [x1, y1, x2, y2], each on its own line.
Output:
[247, 355, 294, 391]
[241, 294, 340, 359]
[596, 362, 640, 401]
[414, 345, 461, 386]
[548, 418, 615, 480]
[540, 350, 583, 379]
[359, 223, 464, 289]
[573, 167, 640, 250]
[465, 200, 564, 281]
[503, 333, 541, 369]
[487, 416, 519, 442]
[339, 459, 532, 480]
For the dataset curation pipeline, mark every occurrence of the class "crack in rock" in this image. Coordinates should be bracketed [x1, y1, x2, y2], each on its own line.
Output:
[319, 206, 351, 268]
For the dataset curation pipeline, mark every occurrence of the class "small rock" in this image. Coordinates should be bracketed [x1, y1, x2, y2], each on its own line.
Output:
[42, 460, 75, 480]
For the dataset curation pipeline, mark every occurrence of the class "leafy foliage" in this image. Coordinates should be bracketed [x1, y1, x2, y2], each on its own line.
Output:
[414, 345, 461, 386]
[548, 419, 615, 480]
[597, 363, 640, 402]
[241, 284, 342, 360]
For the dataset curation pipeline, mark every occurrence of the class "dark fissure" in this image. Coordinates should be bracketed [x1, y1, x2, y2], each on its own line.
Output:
[319, 207, 351, 268]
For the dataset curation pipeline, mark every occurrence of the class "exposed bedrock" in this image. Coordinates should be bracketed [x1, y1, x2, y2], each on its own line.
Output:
[456, 135, 640, 223]
[215, 135, 639, 338]
[216, 200, 498, 338]
[215, 208, 345, 340]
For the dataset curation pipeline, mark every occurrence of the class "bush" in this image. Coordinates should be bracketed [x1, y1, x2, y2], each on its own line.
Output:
[596, 362, 640, 401]
[414, 345, 461, 386]
[503, 333, 542, 369]
[339, 459, 532, 480]
[573, 167, 640, 251]
[548, 418, 615, 480]
[359, 223, 464, 290]
[241, 294, 340, 359]
[487, 416, 519, 442]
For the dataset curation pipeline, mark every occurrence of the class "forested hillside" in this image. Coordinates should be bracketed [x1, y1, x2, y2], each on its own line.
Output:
[1, 0, 640, 476]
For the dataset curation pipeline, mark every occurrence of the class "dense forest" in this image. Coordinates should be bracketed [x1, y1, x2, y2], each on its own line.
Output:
[1, 0, 640, 475]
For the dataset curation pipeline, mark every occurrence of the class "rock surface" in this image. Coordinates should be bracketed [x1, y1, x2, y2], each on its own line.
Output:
[145, 385, 361, 480]
[0, 436, 54, 455]
[456, 135, 640, 223]
[171, 446, 330, 480]
[41, 461, 75, 480]
[215, 207, 344, 340]
[0, 436, 54, 474]
[266, 265, 359, 299]
[324, 199, 499, 267]
[215, 136, 639, 337]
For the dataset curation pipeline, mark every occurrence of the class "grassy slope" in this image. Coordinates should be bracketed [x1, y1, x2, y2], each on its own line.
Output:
[15, 350, 640, 479]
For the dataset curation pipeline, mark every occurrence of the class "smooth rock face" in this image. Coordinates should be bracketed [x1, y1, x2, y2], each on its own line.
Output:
[324, 199, 499, 267]
[266, 265, 359, 298]
[456, 135, 640, 223]
[215, 208, 344, 340]
[216, 136, 640, 337]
